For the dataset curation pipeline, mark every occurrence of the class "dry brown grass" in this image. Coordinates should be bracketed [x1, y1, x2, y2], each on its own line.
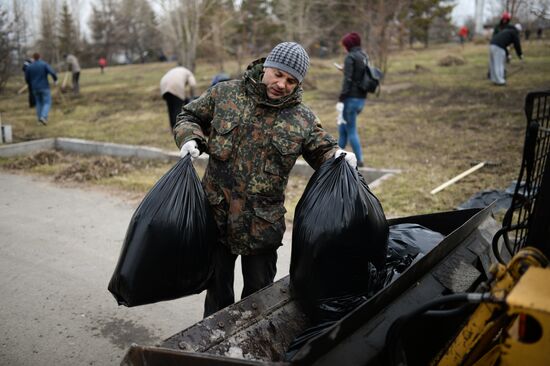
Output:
[2, 40, 550, 221]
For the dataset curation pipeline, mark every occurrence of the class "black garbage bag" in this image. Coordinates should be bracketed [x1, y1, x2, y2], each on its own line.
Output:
[108, 155, 217, 307]
[381, 223, 444, 286]
[290, 155, 389, 318]
[286, 222, 444, 361]
[388, 223, 443, 260]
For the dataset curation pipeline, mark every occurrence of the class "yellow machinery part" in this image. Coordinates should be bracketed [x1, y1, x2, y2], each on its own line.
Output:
[500, 266, 550, 366]
[435, 247, 549, 366]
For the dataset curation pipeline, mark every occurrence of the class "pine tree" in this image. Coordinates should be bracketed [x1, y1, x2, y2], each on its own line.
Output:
[237, 0, 280, 56]
[200, 0, 238, 71]
[406, 0, 453, 47]
[58, 1, 78, 55]
[117, 0, 161, 63]
[89, 0, 119, 63]
[38, 0, 58, 64]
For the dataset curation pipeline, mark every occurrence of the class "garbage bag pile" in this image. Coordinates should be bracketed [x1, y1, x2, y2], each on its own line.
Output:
[286, 156, 444, 361]
[456, 181, 527, 215]
[108, 155, 218, 307]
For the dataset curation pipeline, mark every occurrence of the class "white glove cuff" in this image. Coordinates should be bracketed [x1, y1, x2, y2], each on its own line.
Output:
[334, 149, 357, 168]
[180, 140, 200, 158]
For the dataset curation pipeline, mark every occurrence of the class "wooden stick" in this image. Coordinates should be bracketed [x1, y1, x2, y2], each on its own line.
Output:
[56, 84, 66, 105]
[61, 71, 69, 89]
[18, 84, 28, 94]
[430, 162, 486, 195]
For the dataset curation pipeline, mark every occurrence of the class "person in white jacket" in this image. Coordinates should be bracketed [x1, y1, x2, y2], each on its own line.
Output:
[160, 66, 197, 129]
[64, 53, 81, 95]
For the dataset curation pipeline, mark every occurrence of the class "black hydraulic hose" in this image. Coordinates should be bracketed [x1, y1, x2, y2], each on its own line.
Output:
[492, 228, 509, 264]
[492, 223, 527, 264]
[424, 302, 477, 318]
[385, 293, 504, 366]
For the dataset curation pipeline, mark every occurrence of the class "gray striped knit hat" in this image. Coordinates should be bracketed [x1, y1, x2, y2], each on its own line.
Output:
[264, 42, 309, 83]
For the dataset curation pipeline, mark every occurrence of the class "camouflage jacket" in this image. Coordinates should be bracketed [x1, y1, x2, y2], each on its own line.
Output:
[174, 59, 338, 255]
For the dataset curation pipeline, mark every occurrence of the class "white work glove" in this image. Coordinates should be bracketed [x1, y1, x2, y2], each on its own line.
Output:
[179, 140, 200, 159]
[336, 102, 346, 125]
[334, 149, 357, 169]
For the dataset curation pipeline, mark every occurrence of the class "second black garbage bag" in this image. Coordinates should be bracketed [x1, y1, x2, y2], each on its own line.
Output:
[108, 155, 218, 307]
[290, 155, 389, 317]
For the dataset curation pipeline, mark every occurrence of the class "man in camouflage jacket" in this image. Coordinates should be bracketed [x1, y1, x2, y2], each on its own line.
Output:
[174, 42, 358, 317]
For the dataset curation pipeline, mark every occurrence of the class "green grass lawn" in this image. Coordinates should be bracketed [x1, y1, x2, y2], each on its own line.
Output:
[2, 40, 550, 220]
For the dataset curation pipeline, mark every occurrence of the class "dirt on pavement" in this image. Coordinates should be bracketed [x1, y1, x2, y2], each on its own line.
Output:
[0, 172, 292, 365]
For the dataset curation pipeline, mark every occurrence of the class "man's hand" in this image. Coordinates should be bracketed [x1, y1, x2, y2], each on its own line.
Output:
[334, 149, 357, 168]
[180, 140, 200, 159]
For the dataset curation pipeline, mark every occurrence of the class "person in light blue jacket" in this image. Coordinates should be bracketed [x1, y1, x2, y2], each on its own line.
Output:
[24, 53, 58, 125]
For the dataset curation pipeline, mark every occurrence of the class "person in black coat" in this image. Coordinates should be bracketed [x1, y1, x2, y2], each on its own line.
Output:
[493, 11, 512, 36]
[22, 58, 36, 108]
[338, 32, 368, 167]
[489, 24, 523, 85]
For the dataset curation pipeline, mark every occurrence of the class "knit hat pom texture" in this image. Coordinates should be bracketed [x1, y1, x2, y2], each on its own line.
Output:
[264, 42, 310, 83]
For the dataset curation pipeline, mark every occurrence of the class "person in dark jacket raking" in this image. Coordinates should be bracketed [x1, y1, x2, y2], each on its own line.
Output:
[493, 11, 512, 36]
[338, 32, 368, 168]
[489, 23, 524, 85]
[174, 42, 357, 317]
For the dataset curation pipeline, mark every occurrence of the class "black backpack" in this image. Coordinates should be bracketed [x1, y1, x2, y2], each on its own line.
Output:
[359, 54, 383, 94]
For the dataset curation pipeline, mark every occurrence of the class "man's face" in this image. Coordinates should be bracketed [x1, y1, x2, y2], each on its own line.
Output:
[262, 67, 299, 99]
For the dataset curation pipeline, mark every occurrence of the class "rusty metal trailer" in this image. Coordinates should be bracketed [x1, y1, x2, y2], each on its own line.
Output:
[122, 205, 501, 366]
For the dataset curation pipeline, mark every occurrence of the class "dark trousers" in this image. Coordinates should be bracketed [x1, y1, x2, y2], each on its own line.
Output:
[203, 244, 277, 318]
[72, 72, 80, 94]
[163, 92, 185, 129]
[28, 86, 35, 108]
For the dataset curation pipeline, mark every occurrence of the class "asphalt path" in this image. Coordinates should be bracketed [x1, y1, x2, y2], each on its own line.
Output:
[0, 172, 292, 365]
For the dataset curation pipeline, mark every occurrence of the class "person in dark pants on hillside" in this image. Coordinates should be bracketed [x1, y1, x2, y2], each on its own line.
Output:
[173, 42, 357, 318]
[489, 23, 523, 86]
[25, 53, 58, 125]
[160, 66, 197, 129]
[64, 53, 81, 95]
[22, 58, 35, 108]
[338, 32, 368, 168]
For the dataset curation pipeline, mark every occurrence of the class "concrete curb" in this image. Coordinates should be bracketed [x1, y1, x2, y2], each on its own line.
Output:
[55, 138, 181, 161]
[0, 138, 55, 157]
[0, 138, 400, 185]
